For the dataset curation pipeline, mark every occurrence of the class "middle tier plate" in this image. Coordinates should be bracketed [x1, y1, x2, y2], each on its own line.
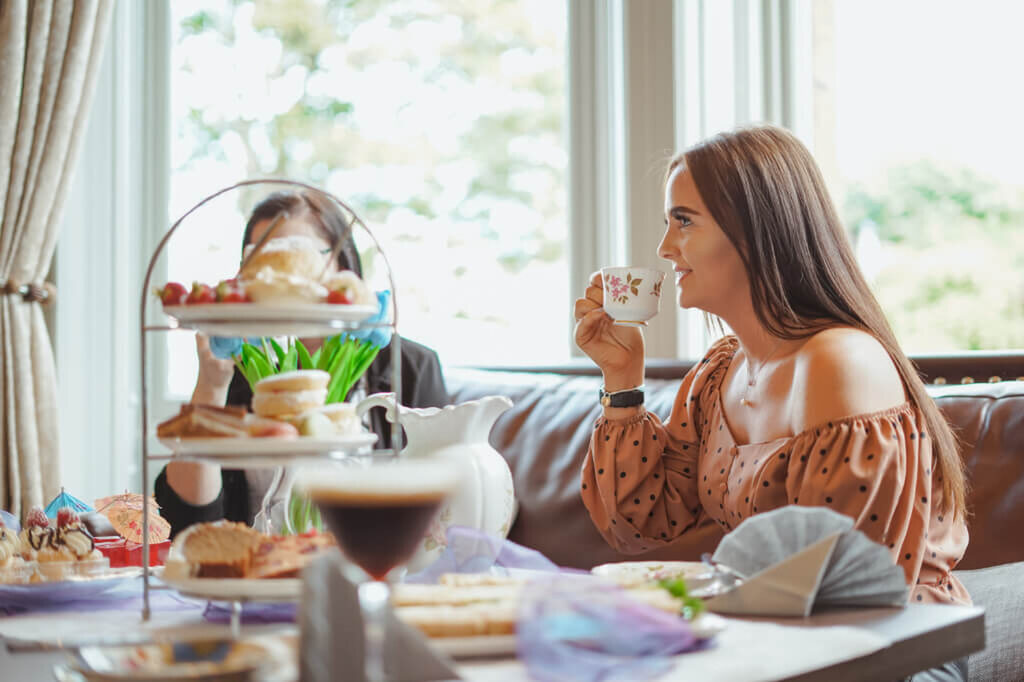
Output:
[157, 434, 378, 467]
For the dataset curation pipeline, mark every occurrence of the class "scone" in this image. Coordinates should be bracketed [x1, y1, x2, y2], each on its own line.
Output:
[174, 521, 263, 578]
[252, 370, 329, 420]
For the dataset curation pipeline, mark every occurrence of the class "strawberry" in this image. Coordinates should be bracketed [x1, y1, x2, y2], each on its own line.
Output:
[326, 287, 354, 305]
[56, 507, 79, 528]
[26, 506, 49, 528]
[216, 279, 250, 303]
[155, 282, 189, 306]
[186, 282, 216, 304]
[222, 290, 250, 303]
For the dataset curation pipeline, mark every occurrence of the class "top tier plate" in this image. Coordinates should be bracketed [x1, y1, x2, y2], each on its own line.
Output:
[162, 302, 379, 337]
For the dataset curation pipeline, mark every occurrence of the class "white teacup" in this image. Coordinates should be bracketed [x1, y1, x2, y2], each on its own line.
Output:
[601, 266, 665, 327]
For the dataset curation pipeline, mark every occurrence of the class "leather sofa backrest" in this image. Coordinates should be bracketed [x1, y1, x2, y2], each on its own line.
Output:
[446, 367, 1024, 570]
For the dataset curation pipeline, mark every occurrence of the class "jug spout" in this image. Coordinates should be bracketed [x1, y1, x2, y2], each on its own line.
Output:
[468, 395, 513, 442]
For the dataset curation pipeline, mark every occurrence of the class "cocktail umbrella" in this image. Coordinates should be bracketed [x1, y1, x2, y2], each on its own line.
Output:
[44, 487, 94, 519]
[93, 492, 170, 544]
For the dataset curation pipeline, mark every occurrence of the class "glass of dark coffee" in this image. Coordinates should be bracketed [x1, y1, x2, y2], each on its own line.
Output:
[295, 456, 464, 682]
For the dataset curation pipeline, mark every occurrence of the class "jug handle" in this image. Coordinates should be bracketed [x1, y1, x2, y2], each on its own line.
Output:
[355, 392, 398, 423]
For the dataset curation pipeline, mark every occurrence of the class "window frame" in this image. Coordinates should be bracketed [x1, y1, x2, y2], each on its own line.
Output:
[54, 0, 810, 499]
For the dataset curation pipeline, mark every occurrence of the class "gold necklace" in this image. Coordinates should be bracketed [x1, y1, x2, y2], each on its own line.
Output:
[739, 338, 785, 407]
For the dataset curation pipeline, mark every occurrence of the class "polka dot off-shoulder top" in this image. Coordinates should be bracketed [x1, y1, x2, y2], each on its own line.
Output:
[580, 336, 970, 605]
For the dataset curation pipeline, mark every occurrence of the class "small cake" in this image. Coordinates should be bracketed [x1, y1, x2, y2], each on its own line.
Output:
[157, 403, 299, 439]
[250, 531, 335, 579]
[32, 508, 108, 580]
[252, 370, 330, 420]
[290, 402, 363, 437]
[175, 521, 263, 578]
[239, 236, 331, 303]
[55, 508, 103, 562]
[0, 519, 22, 568]
[322, 270, 374, 306]
[18, 506, 53, 560]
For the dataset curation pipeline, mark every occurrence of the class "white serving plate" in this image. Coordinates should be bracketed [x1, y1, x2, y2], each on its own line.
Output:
[591, 560, 709, 583]
[60, 638, 272, 681]
[0, 567, 143, 608]
[161, 573, 301, 603]
[157, 434, 377, 467]
[162, 302, 378, 337]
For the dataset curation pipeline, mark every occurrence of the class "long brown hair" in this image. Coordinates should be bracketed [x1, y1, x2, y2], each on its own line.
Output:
[243, 190, 362, 276]
[669, 125, 966, 517]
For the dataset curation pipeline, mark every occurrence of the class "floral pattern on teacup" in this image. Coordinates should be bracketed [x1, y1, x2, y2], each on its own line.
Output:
[605, 273, 643, 304]
[652, 279, 662, 297]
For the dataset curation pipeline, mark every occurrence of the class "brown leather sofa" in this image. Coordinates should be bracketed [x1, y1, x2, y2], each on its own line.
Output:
[446, 352, 1024, 681]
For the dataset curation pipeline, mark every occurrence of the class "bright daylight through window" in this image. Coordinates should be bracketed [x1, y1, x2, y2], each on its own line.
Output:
[167, 0, 568, 396]
[816, 1, 1024, 352]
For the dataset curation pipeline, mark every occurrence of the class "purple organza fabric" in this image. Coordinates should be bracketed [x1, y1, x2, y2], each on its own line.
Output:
[0, 577, 199, 615]
[518, 575, 701, 682]
[201, 601, 297, 624]
[405, 525, 565, 583]
[406, 527, 702, 681]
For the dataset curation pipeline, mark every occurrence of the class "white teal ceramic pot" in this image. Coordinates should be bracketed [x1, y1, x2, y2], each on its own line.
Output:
[355, 393, 515, 573]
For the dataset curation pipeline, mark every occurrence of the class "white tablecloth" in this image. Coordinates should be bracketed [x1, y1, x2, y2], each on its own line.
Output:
[457, 618, 890, 681]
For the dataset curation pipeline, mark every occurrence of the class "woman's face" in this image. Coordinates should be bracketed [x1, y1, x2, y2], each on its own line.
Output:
[248, 213, 331, 252]
[657, 165, 750, 317]
[247, 212, 339, 274]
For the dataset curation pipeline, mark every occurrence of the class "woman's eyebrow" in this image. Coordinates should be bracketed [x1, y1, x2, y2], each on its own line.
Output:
[670, 205, 701, 216]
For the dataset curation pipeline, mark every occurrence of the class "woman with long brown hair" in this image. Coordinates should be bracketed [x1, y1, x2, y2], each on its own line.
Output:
[573, 126, 969, 616]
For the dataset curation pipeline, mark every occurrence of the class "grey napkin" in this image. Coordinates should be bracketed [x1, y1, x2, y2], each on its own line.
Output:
[299, 550, 461, 682]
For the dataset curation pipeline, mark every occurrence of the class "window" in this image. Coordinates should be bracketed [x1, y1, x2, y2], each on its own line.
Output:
[809, 0, 1024, 351]
[166, 0, 569, 398]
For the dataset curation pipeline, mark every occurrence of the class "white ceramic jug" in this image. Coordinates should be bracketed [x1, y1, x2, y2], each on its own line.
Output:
[354, 392, 516, 572]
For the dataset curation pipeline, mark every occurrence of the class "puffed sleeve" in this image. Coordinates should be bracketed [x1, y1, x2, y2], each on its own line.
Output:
[580, 337, 736, 553]
[783, 406, 937, 588]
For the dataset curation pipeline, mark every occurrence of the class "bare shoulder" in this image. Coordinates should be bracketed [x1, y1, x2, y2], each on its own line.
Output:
[789, 327, 907, 432]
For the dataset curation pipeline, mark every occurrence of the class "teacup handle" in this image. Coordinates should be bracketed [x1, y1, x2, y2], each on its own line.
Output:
[355, 392, 398, 423]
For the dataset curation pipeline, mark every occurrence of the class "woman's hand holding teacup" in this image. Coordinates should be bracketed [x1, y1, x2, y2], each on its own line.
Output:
[573, 272, 645, 391]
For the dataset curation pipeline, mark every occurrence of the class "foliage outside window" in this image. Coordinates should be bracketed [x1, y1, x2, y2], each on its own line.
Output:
[817, 0, 1024, 352]
[168, 0, 568, 395]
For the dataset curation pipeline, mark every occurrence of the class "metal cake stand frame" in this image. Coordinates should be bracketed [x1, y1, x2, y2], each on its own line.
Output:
[137, 179, 405, 626]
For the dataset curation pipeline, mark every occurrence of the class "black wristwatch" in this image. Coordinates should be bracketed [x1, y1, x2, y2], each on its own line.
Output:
[599, 385, 645, 407]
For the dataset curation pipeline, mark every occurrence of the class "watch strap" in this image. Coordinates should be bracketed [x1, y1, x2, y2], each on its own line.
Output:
[599, 385, 644, 408]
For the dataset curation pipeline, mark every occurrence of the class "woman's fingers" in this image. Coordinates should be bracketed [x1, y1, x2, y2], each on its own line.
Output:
[573, 296, 601, 322]
[196, 332, 213, 357]
[586, 272, 605, 306]
[574, 307, 608, 348]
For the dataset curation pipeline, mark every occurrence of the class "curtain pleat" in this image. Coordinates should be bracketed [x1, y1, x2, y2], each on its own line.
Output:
[0, 0, 112, 514]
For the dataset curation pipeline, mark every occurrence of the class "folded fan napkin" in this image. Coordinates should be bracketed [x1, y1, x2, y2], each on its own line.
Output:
[518, 575, 702, 682]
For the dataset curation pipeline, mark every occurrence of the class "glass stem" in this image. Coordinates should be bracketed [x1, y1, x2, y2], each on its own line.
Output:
[253, 466, 286, 534]
[358, 579, 391, 682]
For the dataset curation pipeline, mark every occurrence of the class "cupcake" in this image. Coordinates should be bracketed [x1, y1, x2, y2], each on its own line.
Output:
[18, 506, 53, 560]
[52, 508, 107, 578]
[0, 520, 22, 567]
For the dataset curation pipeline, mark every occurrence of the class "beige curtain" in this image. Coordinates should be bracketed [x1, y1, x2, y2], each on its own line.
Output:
[0, 0, 112, 515]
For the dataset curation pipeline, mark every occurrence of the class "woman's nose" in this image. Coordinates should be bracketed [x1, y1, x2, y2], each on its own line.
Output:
[656, 226, 674, 261]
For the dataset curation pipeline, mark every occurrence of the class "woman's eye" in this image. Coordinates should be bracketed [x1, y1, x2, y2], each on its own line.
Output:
[677, 215, 692, 228]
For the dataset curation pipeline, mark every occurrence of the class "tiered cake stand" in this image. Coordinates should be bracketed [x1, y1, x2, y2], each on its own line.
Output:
[137, 179, 404, 628]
